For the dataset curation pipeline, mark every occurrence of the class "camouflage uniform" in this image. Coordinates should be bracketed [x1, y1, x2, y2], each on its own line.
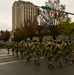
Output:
[39, 42, 46, 56]
[25, 42, 32, 61]
[19, 43, 25, 59]
[67, 40, 74, 64]
[32, 42, 41, 65]
[11, 42, 15, 56]
[63, 40, 72, 63]
[15, 42, 20, 57]
[54, 41, 63, 68]
[6, 42, 11, 54]
[45, 42, 54, 69]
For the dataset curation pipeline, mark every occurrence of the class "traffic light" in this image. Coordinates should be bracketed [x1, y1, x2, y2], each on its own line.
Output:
[54, 11, 57, 19]
[36, 8, 40, 15]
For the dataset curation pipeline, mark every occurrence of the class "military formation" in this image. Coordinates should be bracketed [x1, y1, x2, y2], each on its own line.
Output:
[0, 39, 74, 69]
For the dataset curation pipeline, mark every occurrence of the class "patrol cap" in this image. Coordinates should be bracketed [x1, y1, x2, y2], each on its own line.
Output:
[47, 42, 51, 45]
[34, 42, 38, 45]
[32, 40, 37, 42]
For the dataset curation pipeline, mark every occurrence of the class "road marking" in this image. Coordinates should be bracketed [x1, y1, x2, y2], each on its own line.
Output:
[0, 53, 20, 57]
[0, 57, 45, 66]
[0, 49, 7, 52]
[0, 54, 11, 56]
[0, 55, 13, 59]
[0, 49, 8, 55]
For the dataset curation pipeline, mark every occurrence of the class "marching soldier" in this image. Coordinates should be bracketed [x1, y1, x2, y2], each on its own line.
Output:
[39, 41, 46, 56]
[11, 42, 15, 56]
[6, 42, 11, 54]
[32, 42, 41, 65]
[15, 42, 19, 57]
[66, 40, 74, 64]
[19, 43, 25, 59]
[25, 42, 32, 61]
[44, 42, 54, 69]
[54, 40, 63, 68]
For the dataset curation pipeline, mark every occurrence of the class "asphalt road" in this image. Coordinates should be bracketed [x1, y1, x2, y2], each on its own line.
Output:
[0, 49, 74, 75]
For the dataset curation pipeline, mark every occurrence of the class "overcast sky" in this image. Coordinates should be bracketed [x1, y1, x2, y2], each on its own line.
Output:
[0, 0, 74, 31]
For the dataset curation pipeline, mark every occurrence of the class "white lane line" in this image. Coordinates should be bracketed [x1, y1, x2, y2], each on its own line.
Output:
[0, 54, 12, 57]
[0, 53, 20, 57]
[0, 49, 7, 51]
[0, 57, 45, 66]
[0, 59, 26, 66]
[0, 56, 13, 59]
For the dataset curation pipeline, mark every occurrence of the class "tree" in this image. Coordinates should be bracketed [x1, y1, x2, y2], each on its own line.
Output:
[13, 25, 37, 42]
[0, 30, 10, 41]
[14, 28, 26, 42]
[25, 25, 37, 40]
[36, 25, 49, 42]
[57, 17, 74, 39]
[49, 25, 60, 40]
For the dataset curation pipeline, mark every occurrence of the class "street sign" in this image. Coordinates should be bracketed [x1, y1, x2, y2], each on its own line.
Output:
[40, 6, 74, 15]
[41, 6, 51, 10]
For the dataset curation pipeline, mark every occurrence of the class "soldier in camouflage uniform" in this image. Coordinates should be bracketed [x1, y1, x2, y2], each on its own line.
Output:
[11, 42, 15, 56]
[6, 42, 11, 54]
[32, 42, 41, 65]
[19, 43, 25, 59]
[70, 41, 74, 64]
[25, 42, 32, 61]
[44, 42, 54, 69]
[62, 40, 72, 63]
[15, 42, 20, 57]
[39, 41, 46, 56]
[65, 40, 74, 64]
[54, 40, 63, 68]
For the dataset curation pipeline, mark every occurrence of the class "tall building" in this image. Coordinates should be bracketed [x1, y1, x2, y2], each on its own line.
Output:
[12, 0, 38, 30]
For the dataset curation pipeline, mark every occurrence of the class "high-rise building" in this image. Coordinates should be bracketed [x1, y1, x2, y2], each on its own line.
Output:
[12, 0, 38, 30]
